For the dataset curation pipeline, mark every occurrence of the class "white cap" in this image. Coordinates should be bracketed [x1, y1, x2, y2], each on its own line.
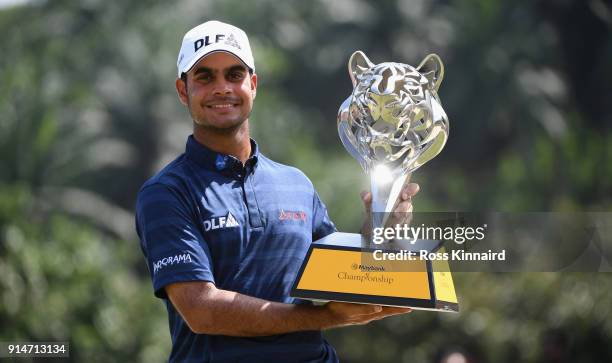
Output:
[176, 20, 255, 77]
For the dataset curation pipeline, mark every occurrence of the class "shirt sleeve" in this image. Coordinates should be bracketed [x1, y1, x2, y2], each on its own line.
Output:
[311, 190, 337, 241]
[135, 183, 215, 299]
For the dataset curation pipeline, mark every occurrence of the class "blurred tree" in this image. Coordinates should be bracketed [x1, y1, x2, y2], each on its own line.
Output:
[0, 185, 170, 362]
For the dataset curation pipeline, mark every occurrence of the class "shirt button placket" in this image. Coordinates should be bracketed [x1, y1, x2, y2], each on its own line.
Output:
[241, 167, 262, 229]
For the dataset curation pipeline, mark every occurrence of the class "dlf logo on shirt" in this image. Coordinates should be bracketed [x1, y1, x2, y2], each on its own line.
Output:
[203, 212, 240, 232]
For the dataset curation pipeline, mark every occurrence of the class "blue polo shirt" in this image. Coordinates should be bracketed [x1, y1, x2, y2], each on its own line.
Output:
[135, 135, 338, 363]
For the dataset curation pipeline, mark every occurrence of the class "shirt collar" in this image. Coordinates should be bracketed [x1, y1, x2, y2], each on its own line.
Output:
[185, 135, 259, 174]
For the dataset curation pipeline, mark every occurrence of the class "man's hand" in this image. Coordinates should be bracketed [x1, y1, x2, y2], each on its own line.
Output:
[323, 301, 412, 328]
[360, 182, 421, 237]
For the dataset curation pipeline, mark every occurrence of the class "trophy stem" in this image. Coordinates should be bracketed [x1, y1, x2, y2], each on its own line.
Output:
[370, 171, 410, 231]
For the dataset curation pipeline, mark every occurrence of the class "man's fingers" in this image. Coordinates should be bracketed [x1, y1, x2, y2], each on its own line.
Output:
[361, 190, 372, 203]
[390, 183, 418, 222]
[381, 306, 412, 314]
[392, 197, 413, 221]
[327, 301, 382, 317]
[347, 303, 382, 316]
[401, 183, 420, 200]
[394, 200, 413, 214]
[361, 190, 372, 212]
[355, 306, 413, 324]
[369, 306, 412, 320]
[329, 302, 412, 326]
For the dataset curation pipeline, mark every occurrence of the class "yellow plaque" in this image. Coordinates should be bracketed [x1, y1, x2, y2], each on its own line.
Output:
[297, 248, 431, 299]
[291, 232, 459, 312]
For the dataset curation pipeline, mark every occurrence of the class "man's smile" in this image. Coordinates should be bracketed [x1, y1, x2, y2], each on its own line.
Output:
[208, 104, 236, 109]
[205, 98, 241, 109]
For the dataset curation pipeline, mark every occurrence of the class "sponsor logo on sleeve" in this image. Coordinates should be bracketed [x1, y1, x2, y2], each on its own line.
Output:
[153, 252, 193, 275]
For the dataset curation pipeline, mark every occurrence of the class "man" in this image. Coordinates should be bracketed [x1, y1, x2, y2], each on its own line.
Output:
[135, 20, 419, 363]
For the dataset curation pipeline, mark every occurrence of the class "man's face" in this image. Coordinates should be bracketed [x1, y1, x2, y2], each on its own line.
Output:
[176, 52, 257, 131]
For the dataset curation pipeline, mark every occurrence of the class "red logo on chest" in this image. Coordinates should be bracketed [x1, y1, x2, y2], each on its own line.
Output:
[279, 209, 307, 221]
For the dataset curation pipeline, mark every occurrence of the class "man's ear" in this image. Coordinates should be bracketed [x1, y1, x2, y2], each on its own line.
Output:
[250, 72, 257, 100]
[175, 77, 189, 106]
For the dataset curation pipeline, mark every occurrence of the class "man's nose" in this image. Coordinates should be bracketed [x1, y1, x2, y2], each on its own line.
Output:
[212, 78, 232, 95]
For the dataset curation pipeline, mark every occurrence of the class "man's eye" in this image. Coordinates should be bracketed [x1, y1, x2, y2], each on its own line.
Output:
[228, 72, 245, 81]
[198, 74, 212, 82]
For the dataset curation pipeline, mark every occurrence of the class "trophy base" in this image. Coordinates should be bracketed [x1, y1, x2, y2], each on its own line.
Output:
[290, 232, 459, 312]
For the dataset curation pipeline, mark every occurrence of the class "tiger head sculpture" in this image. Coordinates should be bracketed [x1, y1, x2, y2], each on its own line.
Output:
[337, 51, 449, 175]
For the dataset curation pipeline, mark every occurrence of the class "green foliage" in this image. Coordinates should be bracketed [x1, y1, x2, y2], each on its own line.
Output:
[0, 185, 169, 362]
[327, 272, 612, 362]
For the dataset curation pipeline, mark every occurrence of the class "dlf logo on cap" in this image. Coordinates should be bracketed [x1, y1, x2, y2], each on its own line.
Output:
[176, 20, 255, 77]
